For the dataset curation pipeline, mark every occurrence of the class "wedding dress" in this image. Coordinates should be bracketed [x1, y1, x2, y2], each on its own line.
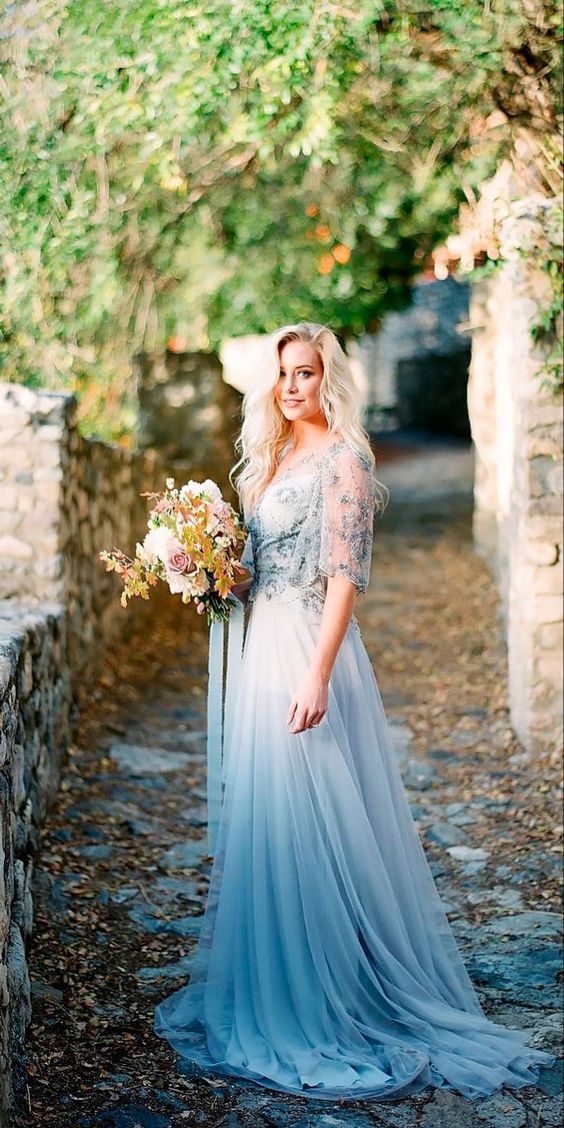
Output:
[154, 438, 554, 1101]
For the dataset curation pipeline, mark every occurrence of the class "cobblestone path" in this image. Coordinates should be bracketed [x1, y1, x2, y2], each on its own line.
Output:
[20, 438, 562, 1128]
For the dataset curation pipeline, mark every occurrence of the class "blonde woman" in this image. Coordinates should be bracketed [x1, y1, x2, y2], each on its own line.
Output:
[154, 322, 553, 1101]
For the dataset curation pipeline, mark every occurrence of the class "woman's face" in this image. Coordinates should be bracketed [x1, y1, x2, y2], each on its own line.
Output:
[274, 340, 325, 424]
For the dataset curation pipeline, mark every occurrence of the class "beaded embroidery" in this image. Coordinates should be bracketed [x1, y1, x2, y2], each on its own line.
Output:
[240, 440, 377, 626]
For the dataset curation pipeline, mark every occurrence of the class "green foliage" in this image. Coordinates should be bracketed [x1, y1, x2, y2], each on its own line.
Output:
[0, 1, 562, 437]
[465, 196, 563, 394]
[525, 201, 564, 393]
[203, 165, 467, 346]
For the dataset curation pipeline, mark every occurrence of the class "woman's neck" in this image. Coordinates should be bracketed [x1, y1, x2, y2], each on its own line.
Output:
[287, 418, 332, 454]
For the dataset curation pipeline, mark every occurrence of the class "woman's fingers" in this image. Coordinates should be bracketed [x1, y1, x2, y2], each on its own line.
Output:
[287, 698, 297, 725]
[287, 693, 327, 734]
[288, 706, 307, 734]
[289, 710, 318, 734]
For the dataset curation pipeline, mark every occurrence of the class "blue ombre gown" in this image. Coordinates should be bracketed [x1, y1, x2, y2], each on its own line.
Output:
[154, 439, 554, 1101]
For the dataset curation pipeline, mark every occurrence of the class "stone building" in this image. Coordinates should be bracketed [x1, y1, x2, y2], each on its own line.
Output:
[349, 276, 472, 436]
[463, 169, 563, 756]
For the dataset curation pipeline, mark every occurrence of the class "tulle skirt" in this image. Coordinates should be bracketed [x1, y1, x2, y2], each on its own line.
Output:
[153, 591, 554, 1101]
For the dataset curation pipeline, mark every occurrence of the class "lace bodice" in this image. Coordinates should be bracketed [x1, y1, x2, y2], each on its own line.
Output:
[240, 439, 377, 622]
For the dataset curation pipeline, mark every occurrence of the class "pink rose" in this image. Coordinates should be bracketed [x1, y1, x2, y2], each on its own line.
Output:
[167, 547, 193, 574]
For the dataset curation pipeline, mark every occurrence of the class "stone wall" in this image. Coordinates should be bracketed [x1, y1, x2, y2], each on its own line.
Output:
[134, 348, 242, 508]
[467, 199, 563, 755]
[0, 382, 201, 1121]
[0, 602, 71, 1118]
[349, 276, 472, 434]
[0, 384, 173, 682]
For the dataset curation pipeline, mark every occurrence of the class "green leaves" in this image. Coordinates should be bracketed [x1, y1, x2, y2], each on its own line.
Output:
[0, 0, 561, 436]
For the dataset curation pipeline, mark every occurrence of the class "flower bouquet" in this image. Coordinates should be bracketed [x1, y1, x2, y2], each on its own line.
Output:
[99, 476, 248, 624]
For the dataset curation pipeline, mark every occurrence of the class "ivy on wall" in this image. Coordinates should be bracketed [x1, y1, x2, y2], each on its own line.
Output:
[463, 193, 563, 394]
[523, 200, 564, 393]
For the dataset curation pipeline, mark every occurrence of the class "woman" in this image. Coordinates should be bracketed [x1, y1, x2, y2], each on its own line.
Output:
[154, 322, 554, 1101]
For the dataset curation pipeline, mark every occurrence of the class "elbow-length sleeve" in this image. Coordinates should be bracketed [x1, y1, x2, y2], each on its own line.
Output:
[318, 446, 376, 594]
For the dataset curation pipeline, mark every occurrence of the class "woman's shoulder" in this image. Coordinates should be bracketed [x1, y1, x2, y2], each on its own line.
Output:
[322, 436, 375, 474]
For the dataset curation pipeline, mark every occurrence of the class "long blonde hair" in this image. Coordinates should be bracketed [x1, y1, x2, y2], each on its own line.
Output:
[229, 321, 387, 520]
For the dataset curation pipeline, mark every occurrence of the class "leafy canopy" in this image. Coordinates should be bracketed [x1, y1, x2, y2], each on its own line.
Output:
[0, 1, 561, 437]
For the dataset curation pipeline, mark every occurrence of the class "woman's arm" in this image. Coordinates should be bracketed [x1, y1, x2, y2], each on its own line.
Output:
[286, 574, 357, 734]
[287, 446, 376, 735]
[230, 575, 252, 606]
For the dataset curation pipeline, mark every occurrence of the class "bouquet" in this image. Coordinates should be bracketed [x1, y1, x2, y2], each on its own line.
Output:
[99, 476, 248, 624]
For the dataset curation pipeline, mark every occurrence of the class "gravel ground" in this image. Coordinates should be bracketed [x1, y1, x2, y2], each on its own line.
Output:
[17, 436, 563, 1128]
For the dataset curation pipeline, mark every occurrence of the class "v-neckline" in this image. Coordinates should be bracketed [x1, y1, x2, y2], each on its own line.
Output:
[271, 440, 333, 483]
[251, 438, 347, 520]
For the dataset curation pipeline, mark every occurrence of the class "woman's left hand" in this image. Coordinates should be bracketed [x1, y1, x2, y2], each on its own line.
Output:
[287, 672, 328, 734]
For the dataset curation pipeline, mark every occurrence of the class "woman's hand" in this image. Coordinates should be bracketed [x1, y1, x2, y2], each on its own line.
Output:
[230, 576, 252, 606]
[287, 671, 328, 734]
[286, 575, 357, 735]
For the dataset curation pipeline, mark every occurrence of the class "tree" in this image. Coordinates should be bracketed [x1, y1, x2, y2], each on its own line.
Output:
[0, 1, 561, 437]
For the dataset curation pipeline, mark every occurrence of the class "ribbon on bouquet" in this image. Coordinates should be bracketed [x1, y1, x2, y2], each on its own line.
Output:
[206, 596, 245, 855]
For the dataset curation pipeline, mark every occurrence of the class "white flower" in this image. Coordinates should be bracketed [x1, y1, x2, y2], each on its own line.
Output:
[165, 569, 194, 597]
[165, 477, 175, 490]
[142, 526, 177, 565]
[165, 565, 210, 598]
[179, 479, 204, 499]
[201, 478, 222, 502]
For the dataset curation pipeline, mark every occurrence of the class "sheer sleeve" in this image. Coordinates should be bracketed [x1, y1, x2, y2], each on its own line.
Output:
[318, 446, 376, 594]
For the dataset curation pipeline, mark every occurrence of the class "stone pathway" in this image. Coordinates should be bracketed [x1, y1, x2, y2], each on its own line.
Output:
[19, 437, 562, 1127]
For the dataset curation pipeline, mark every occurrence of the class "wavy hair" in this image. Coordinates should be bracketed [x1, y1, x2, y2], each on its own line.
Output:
[229, 321, 388, 520]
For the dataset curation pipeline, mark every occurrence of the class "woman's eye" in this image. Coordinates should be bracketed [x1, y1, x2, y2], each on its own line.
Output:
[278, 369, 312, 379]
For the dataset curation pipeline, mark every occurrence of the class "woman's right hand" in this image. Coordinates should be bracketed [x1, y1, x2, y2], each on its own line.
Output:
[230, 576, 252, 606]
